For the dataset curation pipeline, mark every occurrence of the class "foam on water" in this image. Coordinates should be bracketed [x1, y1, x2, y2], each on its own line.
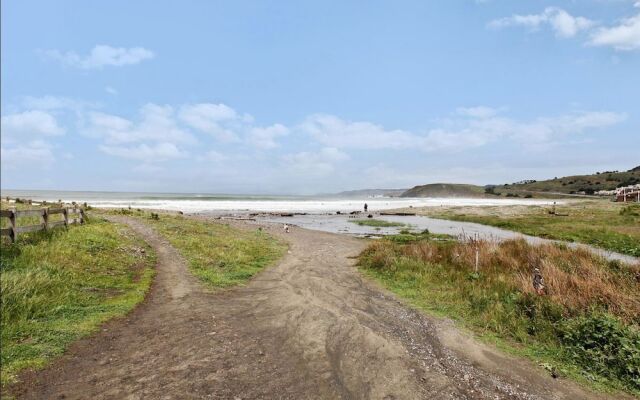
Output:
[1, 189, 557, 213]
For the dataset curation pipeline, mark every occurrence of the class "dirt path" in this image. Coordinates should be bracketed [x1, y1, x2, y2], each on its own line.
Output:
[10, 216, 624, 399]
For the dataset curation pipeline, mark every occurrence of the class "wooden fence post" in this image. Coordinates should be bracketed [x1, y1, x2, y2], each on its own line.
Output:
[63, 208, 69, 227]
[9, 208, 17, 243]
[43, 208, 49, 231]
[80, 209, 85, 224]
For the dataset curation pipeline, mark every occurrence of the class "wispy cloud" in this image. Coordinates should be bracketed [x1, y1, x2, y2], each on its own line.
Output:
[41, 45, 154, 69]
[299, 109, 626, 152]
[100, 142, 187, 161]
[300, 114, 419, 150]
[588, 11, 640, 50]
[488, 7, 595, 38]
[86, 104, 196, 145]
[282, 147, 349, 176]
[1, 110, 65, 140]
[178, 103, 241, 142]
[489, 4, 640, 51]
[0, 141, 56, 168]
[247, 124, 289, 149]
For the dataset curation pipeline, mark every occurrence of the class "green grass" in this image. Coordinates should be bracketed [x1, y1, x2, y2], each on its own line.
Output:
[416, 201, 640, 257]
[358, 236, 640, 396]
[349, 219, 407, 228]
[0, 217, 156, 386]
[109, 209, 287, 288]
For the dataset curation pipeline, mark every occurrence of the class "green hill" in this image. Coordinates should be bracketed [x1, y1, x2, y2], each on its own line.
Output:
[499, 166, 640, 195]
[400, 183, 486, 198]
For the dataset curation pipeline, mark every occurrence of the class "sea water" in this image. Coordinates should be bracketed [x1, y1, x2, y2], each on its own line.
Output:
[1, 189, 557, 214]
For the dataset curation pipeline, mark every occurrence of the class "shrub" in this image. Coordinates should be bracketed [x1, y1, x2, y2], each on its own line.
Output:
[560, 314, 640, 390]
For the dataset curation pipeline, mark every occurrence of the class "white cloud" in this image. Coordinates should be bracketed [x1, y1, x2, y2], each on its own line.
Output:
[247, 124, 289, 149]
[105, 86, 118, 95]
[432, 110, 626, 150]
[42, 45, 154, 69]
[489, 7, 595, 38]
[86, 104, 196, 145]
[0, 141, 55, 168]
[282, 147, 350, 175]
[84, 102, 291, 164]
[300, 114, 420, 150]
[178, 103, 240, 141]
[588, 12, 640, 50]
[100, 142, 186, 161]
[178, 103, 291, 148]
[299, 109, 626, 153]
[1, 110, 65, 139]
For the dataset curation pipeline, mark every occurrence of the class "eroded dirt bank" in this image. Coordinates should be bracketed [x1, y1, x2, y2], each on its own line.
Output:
[9, 216, 623, 399]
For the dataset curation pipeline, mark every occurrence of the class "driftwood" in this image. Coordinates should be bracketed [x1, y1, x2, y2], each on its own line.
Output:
[379, 212, 416, 216]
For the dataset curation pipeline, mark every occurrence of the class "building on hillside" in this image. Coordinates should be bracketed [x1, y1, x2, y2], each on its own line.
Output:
[616, 184, 640, 202]
[595, 189, 617, 196]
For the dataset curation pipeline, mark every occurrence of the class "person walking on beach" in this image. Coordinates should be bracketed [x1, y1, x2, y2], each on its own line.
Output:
[364, 203, 368, 212]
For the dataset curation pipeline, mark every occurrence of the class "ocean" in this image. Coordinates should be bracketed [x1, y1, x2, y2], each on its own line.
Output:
[1, 189, 557, 214]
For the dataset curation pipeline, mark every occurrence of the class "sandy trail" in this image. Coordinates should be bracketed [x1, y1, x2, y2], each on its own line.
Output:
[10, 216, 622, 399]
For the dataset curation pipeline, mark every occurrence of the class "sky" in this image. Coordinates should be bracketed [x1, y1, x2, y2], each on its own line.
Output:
[1, 0, 639, 195]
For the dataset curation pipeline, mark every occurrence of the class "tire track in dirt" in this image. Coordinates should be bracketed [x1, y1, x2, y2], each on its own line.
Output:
[9, 216, 625, 399]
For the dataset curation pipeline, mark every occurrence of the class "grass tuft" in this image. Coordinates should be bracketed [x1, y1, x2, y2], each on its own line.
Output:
[349, 219, 406, 228]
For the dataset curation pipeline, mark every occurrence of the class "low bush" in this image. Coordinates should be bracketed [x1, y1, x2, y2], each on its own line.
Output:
[560, 314, 640, 390]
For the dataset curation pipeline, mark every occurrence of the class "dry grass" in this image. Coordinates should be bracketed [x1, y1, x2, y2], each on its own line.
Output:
[360, 236, 640, 393]
[376, 238, 639, 322]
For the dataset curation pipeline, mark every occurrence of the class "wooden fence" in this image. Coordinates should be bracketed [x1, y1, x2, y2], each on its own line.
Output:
[0, 207, 86, 243]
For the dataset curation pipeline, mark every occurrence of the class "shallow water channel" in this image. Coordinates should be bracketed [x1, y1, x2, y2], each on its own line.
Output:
[257, 213, 638, 265]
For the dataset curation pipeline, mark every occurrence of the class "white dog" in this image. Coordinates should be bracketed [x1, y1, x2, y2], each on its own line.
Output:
[283, 224, 290, 233]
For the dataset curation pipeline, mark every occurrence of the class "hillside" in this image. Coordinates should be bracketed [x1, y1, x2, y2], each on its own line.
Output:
[500, 166, 640, 195]
[333, 188, 406, 198]
[400, 183, 485, 198]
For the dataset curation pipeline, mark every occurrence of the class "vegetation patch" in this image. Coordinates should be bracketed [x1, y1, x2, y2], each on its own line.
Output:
[416, 201, 640, 257]
[111, 210, 286, 288]
[0, 217, 156, 386]
[358, 235, 640, 395]
[349, 219, 407, 228]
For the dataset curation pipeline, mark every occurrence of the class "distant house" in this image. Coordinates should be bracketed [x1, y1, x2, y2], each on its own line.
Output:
[595, 189, 616, 196]
[616, 184, 640, 202]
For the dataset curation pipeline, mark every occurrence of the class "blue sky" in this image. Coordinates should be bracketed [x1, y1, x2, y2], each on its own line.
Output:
[2, 0, 639, 194]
